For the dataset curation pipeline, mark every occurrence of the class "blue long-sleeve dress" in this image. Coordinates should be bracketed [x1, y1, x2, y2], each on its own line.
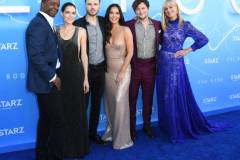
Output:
[156, 19, 228, 143]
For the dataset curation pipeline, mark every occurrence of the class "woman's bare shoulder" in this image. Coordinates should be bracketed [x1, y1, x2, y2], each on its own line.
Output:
[76, 26, 86, 33]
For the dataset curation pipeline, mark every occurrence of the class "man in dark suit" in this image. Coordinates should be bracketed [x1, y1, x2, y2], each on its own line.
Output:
[25, 0, 64, 159]
[125, 0, 161, 141]
[73, 0, 106, 144]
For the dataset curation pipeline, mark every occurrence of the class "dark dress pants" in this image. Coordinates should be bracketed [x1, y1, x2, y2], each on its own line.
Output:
[86, 62, 105, 137]
[36, 87, 64, 160]
[129, 58, 156, 135]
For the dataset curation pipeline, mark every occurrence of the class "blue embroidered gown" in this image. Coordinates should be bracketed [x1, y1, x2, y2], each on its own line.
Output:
[156, 19, 227, 143]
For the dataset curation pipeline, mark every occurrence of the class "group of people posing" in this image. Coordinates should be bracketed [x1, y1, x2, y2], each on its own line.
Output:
[26, 0, 229, 159]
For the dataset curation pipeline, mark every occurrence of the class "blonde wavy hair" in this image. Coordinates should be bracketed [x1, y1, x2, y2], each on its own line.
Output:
[161, 0, 183, 31]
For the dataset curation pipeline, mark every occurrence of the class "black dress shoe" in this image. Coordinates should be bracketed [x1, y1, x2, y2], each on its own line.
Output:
[89, 134, 106, 144]
[143, 127, 154, 138]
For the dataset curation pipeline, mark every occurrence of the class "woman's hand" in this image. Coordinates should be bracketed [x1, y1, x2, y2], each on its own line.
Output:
[116, 71, 125, 86]
[175, 48, 192, 58]
[83, 79, 89, 94]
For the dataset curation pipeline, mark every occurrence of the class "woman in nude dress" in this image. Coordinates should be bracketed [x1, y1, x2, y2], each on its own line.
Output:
[102, 3, 134, 149]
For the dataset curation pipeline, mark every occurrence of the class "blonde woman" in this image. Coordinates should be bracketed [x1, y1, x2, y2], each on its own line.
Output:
[156, 0, 229, 143]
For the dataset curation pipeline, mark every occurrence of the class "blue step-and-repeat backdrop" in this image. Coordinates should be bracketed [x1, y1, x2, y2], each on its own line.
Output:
[0, 0, 240, 153]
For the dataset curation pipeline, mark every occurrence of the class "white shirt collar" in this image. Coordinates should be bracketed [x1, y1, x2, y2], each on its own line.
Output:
[39, 11, 54, 29]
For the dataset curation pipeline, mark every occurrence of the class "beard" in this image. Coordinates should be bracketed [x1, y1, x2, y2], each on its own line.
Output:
[87, 10, 98, 17]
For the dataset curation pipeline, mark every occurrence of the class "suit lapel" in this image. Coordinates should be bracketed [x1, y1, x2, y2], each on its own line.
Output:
[37, 12, 55, 33]
[129, 19, 138, 59]
[150, 18, 160, 53]
[37, 12, 62, 63]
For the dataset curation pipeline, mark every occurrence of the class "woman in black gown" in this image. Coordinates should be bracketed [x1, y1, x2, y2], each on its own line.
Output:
[56, 2, 89, 158]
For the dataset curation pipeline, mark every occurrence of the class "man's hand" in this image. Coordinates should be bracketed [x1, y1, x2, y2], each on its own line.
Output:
[52, 76, 61, 91]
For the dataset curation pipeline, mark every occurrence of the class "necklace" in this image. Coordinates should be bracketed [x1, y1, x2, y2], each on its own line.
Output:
[60, 26, 75, 40]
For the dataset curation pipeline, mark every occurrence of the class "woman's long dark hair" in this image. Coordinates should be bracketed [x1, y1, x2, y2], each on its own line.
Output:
[105, 4, 125, 44]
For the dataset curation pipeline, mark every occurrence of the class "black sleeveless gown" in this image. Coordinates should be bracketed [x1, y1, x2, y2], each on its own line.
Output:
[57, 27, 89, 158]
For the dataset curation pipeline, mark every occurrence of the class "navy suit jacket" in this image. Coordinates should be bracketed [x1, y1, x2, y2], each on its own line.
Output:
[26, 13, 62, 93]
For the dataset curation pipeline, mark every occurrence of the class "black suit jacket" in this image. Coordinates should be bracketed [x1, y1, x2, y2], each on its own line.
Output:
[73, 16, 106, 63]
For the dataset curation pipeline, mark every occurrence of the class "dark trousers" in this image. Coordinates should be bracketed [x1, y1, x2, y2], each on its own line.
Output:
[86, 62, 105, 137]
[129, 58, 156, 135]
[36, 87, 64, 160]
